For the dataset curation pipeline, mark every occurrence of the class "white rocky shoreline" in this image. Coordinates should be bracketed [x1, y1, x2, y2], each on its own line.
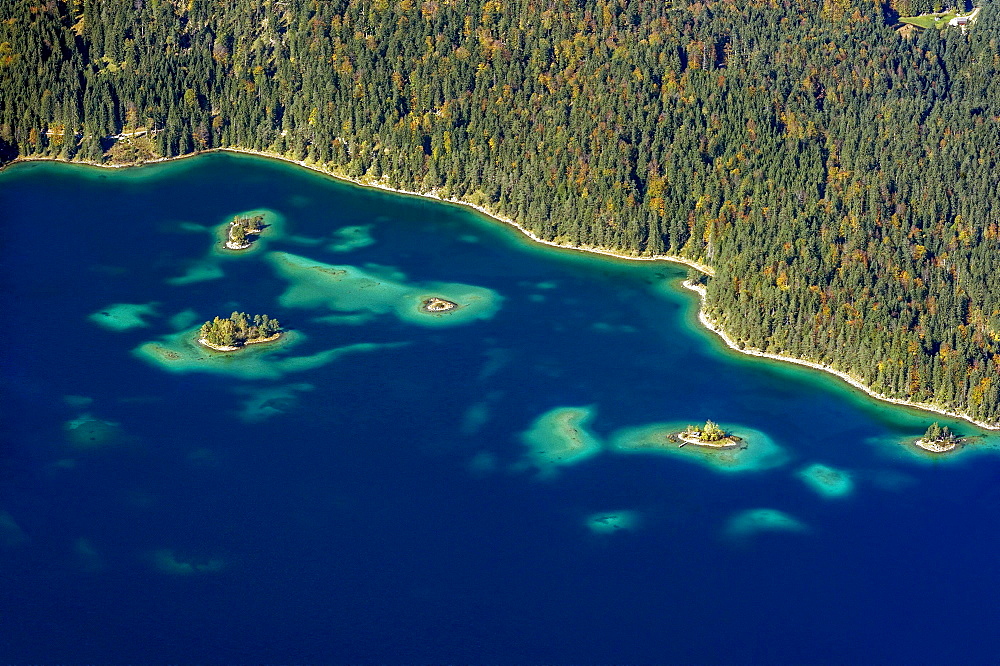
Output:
[912, 438, 959, 453]
[681, 281, 999, 432]
[198, 332, 282, 352]
[9, 148, 996, 432]
[224, 216, 264, 250]
[674, 431, 742, 449]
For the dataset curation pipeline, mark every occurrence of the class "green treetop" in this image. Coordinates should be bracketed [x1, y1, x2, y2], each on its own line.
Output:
[922, 422, 955, 442]
[701, 420, 726, 442]
[682, 420, 728, 441]
[229, 223, 248, 246]
[227, 214, 265, 247]
[199, 311, 281, 347]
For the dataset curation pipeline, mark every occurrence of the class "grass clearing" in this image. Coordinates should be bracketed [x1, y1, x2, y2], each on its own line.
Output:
[899, 8, 974, 30]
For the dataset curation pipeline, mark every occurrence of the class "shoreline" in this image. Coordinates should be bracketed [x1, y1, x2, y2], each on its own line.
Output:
[913, 438, 959, 453]
[675, 432, 742, 449]
[420, 297, 459, 313]
[218, 148, 718, 275]
[681, 281, 999, 432]
[6, 149, 996, 430]
[198, 332, 282, 352]
[225, 217, 264, 250]
[5, 148, 716, 276]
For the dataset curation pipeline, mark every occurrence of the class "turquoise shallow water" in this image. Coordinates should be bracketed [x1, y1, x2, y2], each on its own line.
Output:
[1, 153, 999, 662]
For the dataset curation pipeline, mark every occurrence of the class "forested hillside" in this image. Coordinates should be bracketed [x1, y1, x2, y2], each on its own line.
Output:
[2, 0, 998, 425]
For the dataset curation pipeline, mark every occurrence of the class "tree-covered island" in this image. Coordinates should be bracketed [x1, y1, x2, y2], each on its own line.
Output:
[672, 420, 744, 449]
[225, 214, 265, 250]
[198, 311, 281, 352]
[914, 422, 964, 453]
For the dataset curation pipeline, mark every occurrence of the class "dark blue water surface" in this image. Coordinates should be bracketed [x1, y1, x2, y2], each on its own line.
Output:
[2, 153, 998, 663]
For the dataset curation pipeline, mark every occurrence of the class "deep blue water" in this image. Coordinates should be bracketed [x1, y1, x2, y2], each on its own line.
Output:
[1, 153, 998, 663]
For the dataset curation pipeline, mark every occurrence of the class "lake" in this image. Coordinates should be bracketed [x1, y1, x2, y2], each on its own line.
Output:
[1, 152, 998, 662]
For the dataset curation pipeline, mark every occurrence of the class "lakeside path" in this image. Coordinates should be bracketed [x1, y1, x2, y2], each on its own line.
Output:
[5, 147, 997, 431]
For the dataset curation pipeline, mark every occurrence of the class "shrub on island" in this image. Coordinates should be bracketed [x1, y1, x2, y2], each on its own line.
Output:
[677, 420, 743, 448]
[915, 422, 962, 452]
[923, 422, 955, 443]
[199, 311, 281, 350]
[226, 214, 265, 250]
[684, 419, 726, 442]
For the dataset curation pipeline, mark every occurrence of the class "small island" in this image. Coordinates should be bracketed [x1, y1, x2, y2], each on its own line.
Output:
[224, 214, 266, 250]
[198, 311, 282, 352]
[670, 420, 743, 449]
[420, 297, 458, 313]
[914, 422, 963, 453]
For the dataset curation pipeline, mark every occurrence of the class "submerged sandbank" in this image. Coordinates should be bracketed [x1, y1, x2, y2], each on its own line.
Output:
[268, 251, 502, 327]
[168, 309, 199, 330]
[328, 224, 375, 252]
[234, 383, 315, 422]
[796, 463, 854, 499]
[585, 511, 640, 534]
[609, 422, 788, 473]
[165, 259, 225, 286]
[152, 549, 225, 575]
[73, 537, 103, 572]
[88, 302, 159, 331]
[519, 405, 603, 477]
[64, 413, 125, 450]
[134, 325, 406, 379]
[63, 394, 94, 409]
[724, 508, 809, 539]
[0, 511, 29, 548]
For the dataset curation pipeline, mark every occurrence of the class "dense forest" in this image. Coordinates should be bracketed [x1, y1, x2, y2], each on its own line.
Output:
[1, 0, 998, 425]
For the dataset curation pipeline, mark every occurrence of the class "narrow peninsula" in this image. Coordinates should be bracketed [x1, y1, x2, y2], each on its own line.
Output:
[198, 311, 282, 352]
[224, 214, 266, 250]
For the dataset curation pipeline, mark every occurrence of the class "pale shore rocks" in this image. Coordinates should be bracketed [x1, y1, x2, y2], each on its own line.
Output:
[913, 438, 958, 453]
[675, 431, 742, 449]
[682, 281, 998, 432]
[16, 149, 995, 431]
[197, 332, 282, 353]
